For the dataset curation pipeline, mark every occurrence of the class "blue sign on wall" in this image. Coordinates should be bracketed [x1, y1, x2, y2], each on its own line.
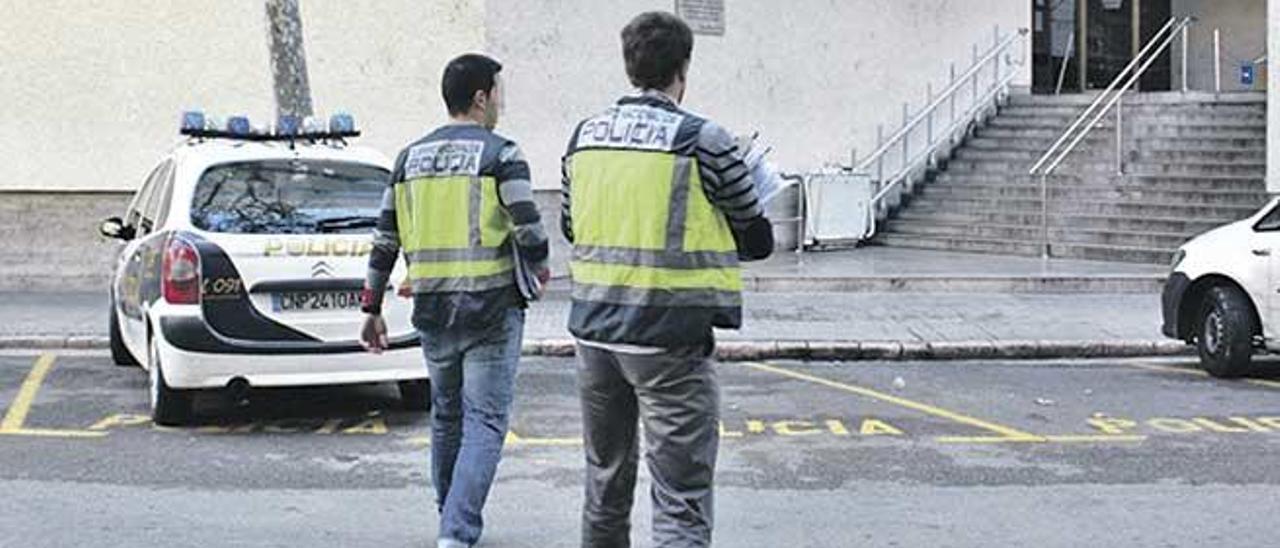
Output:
[1241, 64, 1255, 86]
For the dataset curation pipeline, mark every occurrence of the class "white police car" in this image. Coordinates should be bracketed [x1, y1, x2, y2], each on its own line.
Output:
[100, 112, 427, 425]
[1163, 196, 1280, 378]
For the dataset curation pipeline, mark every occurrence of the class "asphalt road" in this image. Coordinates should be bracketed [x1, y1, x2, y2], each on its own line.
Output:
[3, 352, 1280, 547]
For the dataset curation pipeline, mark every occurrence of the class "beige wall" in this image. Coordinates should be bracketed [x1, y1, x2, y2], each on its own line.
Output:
[489, 0, 1032, 189]
[0, 0, 1028, 191]
[0, 0, 484, 192]
[304, 0, 485, 161]
[0, 1, 272, 191]
[1173, 0, 1267, 92]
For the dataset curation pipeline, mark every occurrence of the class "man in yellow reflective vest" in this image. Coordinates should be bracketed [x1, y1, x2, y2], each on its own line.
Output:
[360, 53, 548, 548]
[561, 12, 774, 547]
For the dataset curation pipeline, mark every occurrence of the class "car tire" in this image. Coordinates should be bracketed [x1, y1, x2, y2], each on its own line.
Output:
[108, 297, 139, 367]
[149, 336, 194, 426]
[398, 380, 431, 412]
[1197, 285, 1256, 378]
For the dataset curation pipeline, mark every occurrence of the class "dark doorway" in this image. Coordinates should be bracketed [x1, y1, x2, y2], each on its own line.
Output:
[1031, 0, 1173, 94]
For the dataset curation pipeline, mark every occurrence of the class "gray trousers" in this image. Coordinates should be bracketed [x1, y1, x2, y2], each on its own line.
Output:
[577, 342, 720, 548]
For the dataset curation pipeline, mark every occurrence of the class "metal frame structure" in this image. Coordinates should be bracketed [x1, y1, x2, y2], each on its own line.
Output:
[837, 26, 1029, 244]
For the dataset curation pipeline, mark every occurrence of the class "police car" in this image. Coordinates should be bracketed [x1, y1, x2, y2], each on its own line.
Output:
[1163, 196, 1280, 378]
[99, 112, 427, 425]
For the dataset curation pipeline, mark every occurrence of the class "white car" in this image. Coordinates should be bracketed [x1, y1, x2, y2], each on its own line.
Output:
[100, 115, 427, 425]
[1163, 196, 1280, 377]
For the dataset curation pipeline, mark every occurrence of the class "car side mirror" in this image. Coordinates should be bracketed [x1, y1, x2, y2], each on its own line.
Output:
[100, 217, 135, 241]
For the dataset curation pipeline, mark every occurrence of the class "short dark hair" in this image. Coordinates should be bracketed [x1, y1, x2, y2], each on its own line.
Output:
[621, 12, 693, 90]
[441, 54, 503, 115]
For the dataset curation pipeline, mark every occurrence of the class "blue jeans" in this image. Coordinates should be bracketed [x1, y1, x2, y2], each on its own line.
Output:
[418, 307, 524, 545]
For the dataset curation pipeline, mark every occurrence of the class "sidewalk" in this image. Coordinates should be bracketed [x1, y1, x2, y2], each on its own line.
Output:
[0, 248, 1186, 360]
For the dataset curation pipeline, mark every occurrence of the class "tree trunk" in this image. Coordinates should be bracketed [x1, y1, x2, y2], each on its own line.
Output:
[265, 0, 313, 118]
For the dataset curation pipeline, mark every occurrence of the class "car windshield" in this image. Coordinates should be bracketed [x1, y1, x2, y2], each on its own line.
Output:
[190, 159, 388, 234]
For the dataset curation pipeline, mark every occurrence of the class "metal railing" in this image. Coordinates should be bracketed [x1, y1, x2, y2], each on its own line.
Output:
[1027, 16, 1195, 258]
[857, 26, 1029, 241]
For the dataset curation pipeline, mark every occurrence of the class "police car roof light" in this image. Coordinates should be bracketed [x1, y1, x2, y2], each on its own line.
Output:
[276, 114, 301, 137]
[226, 116, 252, 136]
[181, 111, 206, 133]
[329, 112, 355, 134]
[179, 111, 360, 142]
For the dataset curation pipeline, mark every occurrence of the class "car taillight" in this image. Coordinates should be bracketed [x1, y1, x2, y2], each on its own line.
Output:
[162, 236, 201, 305]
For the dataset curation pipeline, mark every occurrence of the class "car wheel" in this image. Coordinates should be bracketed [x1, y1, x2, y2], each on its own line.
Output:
[398, 380, 431, 412]
[108, 297, 139, 367]
[149, 336, 194, 426]
[1197, 285, 1256, 378]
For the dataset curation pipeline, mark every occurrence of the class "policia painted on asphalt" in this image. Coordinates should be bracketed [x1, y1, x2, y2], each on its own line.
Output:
[563, 11, 774, 548]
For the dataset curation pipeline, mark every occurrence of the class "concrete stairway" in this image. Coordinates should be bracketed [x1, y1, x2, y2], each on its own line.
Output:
[874, 92, 1269, 264]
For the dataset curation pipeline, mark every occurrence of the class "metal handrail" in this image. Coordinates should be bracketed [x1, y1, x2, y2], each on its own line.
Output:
[1028, 16, 1185, 176]
[857, 27, 1028, 240]
[1054, 31, 1074, 96]
[1027, 16, 1194, 258]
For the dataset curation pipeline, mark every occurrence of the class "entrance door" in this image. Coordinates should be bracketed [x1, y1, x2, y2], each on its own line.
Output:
[1031, 0, 1172, 93]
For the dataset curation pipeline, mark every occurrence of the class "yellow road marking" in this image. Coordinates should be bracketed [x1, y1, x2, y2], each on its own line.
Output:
[505, 430, 581, 447]
[1127, 362, 1280, 389]
[741, 362, 1044, 442]
[937, 434, 1146, 445]
[0, 428, 105, 439]
[1042, 435, 1147, 443]
[406, 430, 582, 447]
[0, 354, 105, 438]
[1, 353, 56, 431]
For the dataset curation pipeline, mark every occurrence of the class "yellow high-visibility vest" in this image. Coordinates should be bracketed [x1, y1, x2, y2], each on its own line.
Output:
[567, 102, 742, 346]
[395, 130, 515, 294]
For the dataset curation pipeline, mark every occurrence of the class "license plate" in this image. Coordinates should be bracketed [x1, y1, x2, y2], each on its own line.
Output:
[273, 291, 362, 312]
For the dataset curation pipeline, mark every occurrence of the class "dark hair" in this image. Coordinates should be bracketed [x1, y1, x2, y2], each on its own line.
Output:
[441, 54, 503, 115]
[621, 12, 693, 90]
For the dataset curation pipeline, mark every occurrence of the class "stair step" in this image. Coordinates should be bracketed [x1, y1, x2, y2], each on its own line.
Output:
[945, 158, 1265, 176]
[954, 147, 1265, 162]
[931, 176, 1266, 194]
[918, 183, 1269, 206]
[893, 210, 1229, 235]
[978, 127, 1264, 139]
[872, 233, 1174, 264]
[882, 220, 1193, 248]
[1139, 148, 1266, 162]
[988, 113, 1263, 129]
[1006, 91, 1264, 107]
[965, 136, 1267, 150]
[999, 104, 1265, 118]
[907, 196, 1258, 218]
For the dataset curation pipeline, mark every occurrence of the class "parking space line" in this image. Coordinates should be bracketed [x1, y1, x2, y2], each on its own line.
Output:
[936, 434, 1147, 444]
[741, 362, 1044, 442]
[1126, 362, 1280, 389]
[0, 353, 104, 439]
[0, 353, 57, 431]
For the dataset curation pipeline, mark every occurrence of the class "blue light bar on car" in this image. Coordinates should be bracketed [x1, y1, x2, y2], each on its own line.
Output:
[181, 111, 206, 132]
[276, 114, 301, 136]
[179, 110, 360, 141]
[329, 112, 355, 134]
[226, 116, 251, 136]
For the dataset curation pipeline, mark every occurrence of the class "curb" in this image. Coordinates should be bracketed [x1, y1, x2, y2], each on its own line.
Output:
[2, 335, 1192, 361]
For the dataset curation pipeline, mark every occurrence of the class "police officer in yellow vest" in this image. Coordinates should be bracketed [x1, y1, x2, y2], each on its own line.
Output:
[561, 12, 774, 547]
[361, 53, 548, 548]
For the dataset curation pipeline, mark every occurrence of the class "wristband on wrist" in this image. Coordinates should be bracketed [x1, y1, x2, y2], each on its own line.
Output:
[360, 287, 381, 315]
